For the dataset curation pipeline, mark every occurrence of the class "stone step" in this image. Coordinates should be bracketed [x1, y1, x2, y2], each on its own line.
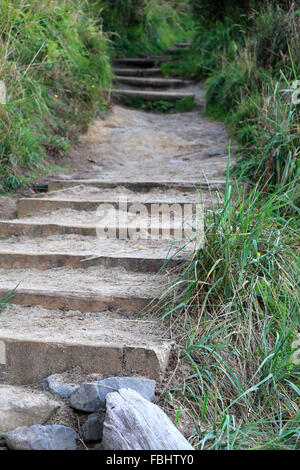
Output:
[0, 235, 191, 271]
[48, 180, 227, 192]
[0, 305, 172, 384]
[0, 204, 204, 238]
[111, 89, 195, 102]
[113, 67, 162, 77]
[114, 76, 189, 88]
[165, 42, 192, 54]
[17, 187, 202, 217]
[17, 198, 200, 218]
[0, 265, 168, 313]
[114, 57, 172, 67]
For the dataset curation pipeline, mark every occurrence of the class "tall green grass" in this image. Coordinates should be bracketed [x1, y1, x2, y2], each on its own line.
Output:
[0, 0, 193, 192]
[99, 0, 194, 56]
[178, 1, 300, 193]
[154, 0, 300, 450]
[157, 169, 300, 449]
[0, 0, 112, 192]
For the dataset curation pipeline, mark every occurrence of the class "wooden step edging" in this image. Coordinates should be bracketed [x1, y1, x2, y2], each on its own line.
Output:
[0, 288, 154, 313]
[114, 76, 189, 88]
[113, 68, 162, 77]
[0, 251, 183, 272]
[17, 198, 199, 218]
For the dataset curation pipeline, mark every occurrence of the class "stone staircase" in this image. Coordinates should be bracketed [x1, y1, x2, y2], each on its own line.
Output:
[0, 44, 229, 389]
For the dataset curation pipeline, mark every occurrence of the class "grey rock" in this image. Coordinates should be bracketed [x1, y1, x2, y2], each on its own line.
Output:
[42, 374, 79, 399]
[5, 424, 78, 450]
[92, 442, 104, 450]
[103, 388, 194, 450]
[0, 385, 60, 435]
[69, 376, 156, 412]
[82, 412, 105, 442]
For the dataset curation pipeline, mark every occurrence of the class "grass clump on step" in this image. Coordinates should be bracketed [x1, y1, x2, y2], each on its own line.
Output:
[157, 166, 300, 450]
[0, 0, 112, 192]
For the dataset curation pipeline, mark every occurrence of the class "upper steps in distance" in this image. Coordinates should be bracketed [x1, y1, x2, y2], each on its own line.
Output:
[114, 76, 190, 89]
[113, 67, 162, 77]
[110, 89, 195, 102]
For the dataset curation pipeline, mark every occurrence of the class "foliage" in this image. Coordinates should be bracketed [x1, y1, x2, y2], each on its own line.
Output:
[157, 168, 300, 449]
[0, 0, 112, 192]
[177, 1, 300, 193]
[99, 0, 194, 56]
[0, 0, 193, 191]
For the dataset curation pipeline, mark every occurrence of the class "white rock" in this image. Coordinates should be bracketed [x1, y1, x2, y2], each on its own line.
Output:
[0, 384, 60, 435]
[102, 388, 194, 450]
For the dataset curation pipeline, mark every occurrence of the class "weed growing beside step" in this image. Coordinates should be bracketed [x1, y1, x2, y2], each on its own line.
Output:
[157, 169, 300, 450]
[0, 0, 194, 192]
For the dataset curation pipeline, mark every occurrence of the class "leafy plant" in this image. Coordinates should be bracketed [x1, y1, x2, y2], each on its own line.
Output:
[0, 0, 112, 192]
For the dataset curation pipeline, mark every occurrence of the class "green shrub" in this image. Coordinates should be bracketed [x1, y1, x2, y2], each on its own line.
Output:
[0, 0, 112, 192]
[157, 172, 300, 449]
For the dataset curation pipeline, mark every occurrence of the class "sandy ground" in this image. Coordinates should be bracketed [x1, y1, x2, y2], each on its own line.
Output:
[0, 234, 194, 258]
[48, 104, 233, 184]
[0, 265, 169, 297]
[0, 196, 17, 220]
[0, 305, 168, 345]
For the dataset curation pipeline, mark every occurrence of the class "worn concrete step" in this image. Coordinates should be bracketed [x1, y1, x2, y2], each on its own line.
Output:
[0, 305, 172, 384]
[48, 180, 227, 192]
[113, 67, 162, 77]
[17, 185, 202, 217]
[0, 218, 196, 239]
[0, 203, 204, 238]
[114, 76, 189, 88]
[0, 235, 191, 271]
[0, 265, 168, 313]
[114, 57, 172, 67]
[111, 89, 195, 102]
[17, 198, 199, 218]
[166, 42, 192, 54]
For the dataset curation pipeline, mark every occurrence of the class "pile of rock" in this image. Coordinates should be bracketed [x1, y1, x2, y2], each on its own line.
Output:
[0, 376, 193, 450]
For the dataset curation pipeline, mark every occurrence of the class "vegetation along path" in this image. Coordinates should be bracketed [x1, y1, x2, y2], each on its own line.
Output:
[0, 47, 231, 402]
